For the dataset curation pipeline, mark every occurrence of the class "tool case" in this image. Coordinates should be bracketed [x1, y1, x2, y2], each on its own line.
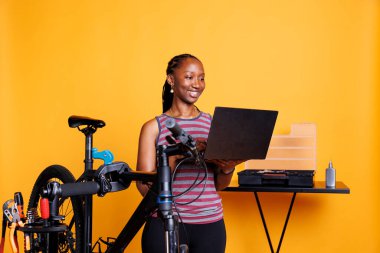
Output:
[238, 169, 315, 187]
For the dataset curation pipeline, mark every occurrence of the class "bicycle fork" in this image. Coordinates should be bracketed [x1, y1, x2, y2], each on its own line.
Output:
[157, 145, 188, 253]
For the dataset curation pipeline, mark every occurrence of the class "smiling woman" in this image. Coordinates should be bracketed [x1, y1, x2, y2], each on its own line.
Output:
[135, 54, 241, 253]
[162, 54, 205, 116]
[166, 55, 205, 111]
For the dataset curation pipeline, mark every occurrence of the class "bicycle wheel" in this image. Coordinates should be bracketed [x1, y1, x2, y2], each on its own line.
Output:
[28, 165, 83, 253]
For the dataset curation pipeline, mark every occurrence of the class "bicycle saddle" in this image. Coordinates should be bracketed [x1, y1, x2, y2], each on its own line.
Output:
[68, 115, 106, 128]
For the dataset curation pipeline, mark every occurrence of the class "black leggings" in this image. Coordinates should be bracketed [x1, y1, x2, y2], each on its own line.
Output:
[142, 217, 226, 253]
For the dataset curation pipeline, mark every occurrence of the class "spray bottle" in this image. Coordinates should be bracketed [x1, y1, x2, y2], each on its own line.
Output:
[325, 160, 336, 188]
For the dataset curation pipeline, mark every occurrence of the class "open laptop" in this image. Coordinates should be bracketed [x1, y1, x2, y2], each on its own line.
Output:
[203, 107, 278, 160]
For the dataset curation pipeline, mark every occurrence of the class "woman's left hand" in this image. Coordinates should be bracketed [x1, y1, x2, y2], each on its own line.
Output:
[212, 159, 245, 170]
[207, 159, 246, 176]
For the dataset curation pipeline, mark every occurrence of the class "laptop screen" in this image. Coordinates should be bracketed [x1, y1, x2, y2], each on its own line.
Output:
[203, 107, 278, 160]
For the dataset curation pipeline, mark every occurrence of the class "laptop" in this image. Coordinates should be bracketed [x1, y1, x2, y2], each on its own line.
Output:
[203, 107, 278, 160]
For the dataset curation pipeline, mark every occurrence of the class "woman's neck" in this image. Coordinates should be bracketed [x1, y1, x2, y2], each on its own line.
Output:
[166, 104, 200, 119]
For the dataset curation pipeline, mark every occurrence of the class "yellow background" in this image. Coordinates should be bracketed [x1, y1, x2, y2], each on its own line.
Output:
[1, 0, 379, 252]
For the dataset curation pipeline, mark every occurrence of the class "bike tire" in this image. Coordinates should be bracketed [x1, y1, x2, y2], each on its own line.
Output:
[28, 165, 83, 253]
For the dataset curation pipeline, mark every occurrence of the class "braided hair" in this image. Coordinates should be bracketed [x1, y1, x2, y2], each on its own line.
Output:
[162, 54, 201, 113]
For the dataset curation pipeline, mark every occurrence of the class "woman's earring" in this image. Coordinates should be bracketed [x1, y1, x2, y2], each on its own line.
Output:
[170, 86, 174, 93]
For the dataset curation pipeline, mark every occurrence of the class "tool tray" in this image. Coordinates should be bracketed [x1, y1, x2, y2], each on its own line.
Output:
[238, 169, 315, 187]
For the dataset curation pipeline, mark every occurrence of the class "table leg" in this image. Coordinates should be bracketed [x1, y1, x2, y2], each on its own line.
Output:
[254, 192, 274, 253]
[253, 192, 297, 253]
[277, 193, 296, 253]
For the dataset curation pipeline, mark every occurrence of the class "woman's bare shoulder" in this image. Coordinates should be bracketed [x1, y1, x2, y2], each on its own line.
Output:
[140, 117, 159, 136]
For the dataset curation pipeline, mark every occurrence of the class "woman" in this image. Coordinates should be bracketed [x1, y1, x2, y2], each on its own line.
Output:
[137, 54, 240, 253]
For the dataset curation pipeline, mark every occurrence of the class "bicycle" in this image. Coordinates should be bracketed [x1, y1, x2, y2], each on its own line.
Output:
[19, 115, 202, 253]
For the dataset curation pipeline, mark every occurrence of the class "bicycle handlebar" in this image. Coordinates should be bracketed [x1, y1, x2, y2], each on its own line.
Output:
[60, 182, 100, 197]
[43, 169, 157, 199]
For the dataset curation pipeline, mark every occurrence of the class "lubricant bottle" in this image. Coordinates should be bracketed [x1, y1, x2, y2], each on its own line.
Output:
[325, 160, 336, 188]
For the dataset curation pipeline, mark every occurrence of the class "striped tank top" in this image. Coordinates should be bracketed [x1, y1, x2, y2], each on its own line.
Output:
[155, 112, 223, 224]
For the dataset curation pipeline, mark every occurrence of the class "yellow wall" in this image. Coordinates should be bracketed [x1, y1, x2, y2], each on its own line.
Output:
[1, 0, 379, 252]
